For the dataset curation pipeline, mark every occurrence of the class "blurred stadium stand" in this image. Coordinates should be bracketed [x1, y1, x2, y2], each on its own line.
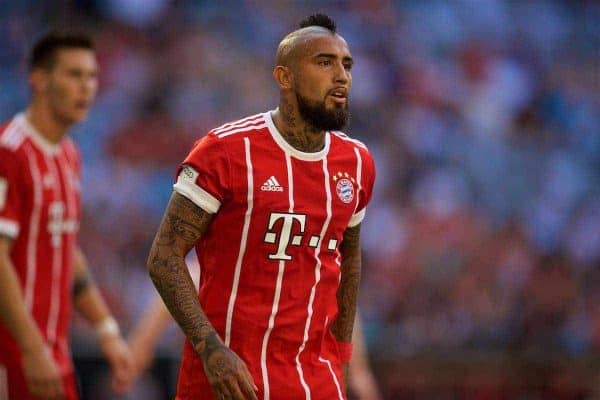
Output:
[2, 0, 600, 398]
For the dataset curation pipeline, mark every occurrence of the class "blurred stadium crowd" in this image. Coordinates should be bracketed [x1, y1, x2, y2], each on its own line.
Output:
[2, 0, 600, 398]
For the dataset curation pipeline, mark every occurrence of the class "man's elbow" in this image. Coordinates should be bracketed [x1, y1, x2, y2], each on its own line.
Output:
[146, 246, 161, 278]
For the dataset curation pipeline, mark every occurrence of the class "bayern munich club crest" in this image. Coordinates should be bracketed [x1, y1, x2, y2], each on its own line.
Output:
[333, 172, 355, 203]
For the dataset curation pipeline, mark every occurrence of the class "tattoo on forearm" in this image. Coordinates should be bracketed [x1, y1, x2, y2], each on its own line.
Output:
[148, 192, 218, 357]
[331, 224, 361, 342]
[72, 270, 92, 298]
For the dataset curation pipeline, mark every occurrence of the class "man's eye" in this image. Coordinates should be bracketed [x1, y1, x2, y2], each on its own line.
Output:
[344, 63, 353, 71]
[319, 60, 332, 66]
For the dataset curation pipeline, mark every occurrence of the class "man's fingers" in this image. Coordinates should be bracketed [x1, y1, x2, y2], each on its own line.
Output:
[30, 376, 64, 400]
[45, 379, 65, 400]
[215, 380, 232, 400]
[225, 375, 247, 400]
[238, 371, 258, 400]
[240, 364, 258, 391]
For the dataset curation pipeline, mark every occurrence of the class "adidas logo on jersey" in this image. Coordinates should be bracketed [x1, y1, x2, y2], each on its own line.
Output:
[261, 176, 284, 192]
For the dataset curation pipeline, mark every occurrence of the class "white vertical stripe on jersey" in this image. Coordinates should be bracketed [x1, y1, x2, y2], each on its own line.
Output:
[58, 151, 76, 231]
[56, 152, 76, 349]
[24, 144, 42, 310]
[45, 154, 62, 344]
[295, 157, 333, 400]
[225, 138, 254, 346]
[261, 260, 285, 400]
[317, 317, 344, 400]
[318, 356, 344, 400]
[353, 148, 363, 213]
[260, 153, 294, 400]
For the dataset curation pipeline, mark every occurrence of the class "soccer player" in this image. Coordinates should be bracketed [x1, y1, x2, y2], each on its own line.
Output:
[147, 13, 376, 400]
[0, 32, 134, 399]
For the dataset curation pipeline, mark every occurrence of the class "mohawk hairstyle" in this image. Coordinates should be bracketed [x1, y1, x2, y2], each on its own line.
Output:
[298, 14, 337, 33]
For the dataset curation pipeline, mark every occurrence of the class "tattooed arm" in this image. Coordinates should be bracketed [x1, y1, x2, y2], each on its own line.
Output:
[330, 223, 362, 385]
[147, 191, 257, 400]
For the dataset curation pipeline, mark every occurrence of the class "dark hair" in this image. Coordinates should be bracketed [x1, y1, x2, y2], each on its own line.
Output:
[28, 31, 94, 71]
[298, 14, 337, 33]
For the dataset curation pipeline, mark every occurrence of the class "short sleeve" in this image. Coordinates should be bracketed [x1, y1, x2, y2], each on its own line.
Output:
[0, 147, 23, 238]
[347, 149, 376, 227]
[173, 134, 230, 214]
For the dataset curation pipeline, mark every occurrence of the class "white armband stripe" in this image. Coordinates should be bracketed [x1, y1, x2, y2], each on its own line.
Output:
[0, 218, 19, 238]
[173, 177, 221, 214]
[347, 208, 366, 228]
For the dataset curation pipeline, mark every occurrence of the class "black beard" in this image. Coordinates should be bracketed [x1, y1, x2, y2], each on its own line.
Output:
[296, 92, 350, 132]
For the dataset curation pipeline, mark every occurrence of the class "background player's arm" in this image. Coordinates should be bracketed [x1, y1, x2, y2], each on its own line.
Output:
[0, 235, 65, 399]
[349, 315, 382, 400]
[147, 191, 257, 400]
[330, 223, 362, 384]
[72, 246, 133, 393]
[127, 295, 171, 379]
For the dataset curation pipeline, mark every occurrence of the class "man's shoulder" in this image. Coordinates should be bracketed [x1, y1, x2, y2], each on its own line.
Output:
[60, 135, 80, 156]
[329, 130, 371, 157]
[0, 115, 27, 153]
[207, 112, 269, 142]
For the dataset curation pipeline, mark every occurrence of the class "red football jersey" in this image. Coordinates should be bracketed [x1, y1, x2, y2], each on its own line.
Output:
[0, 114, 81, 380]
[172, 112, 375, 400]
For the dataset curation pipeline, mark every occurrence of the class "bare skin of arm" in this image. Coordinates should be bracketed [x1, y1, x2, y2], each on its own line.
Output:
[71, 247, 133, 393]
[147, 192, 257, 400]
[0, 236, 65, 400]
[349, 315, 382, 400]
[330, 223, 362, 387]
[127, 296, 171, 380]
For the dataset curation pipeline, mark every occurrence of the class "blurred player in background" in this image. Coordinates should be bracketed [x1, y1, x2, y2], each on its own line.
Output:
[147, 13, 375, 400]
[0, 32, 133, 400]
[128, 255, 382, 399]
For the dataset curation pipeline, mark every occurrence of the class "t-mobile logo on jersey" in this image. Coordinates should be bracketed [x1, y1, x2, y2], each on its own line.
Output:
[263, 212, 339, 260]
[264, 212, 306, 260]
[48, 201, 65, 248]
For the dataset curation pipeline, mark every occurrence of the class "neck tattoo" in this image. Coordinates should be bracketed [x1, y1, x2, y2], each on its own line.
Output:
[278, 101, 325, 153]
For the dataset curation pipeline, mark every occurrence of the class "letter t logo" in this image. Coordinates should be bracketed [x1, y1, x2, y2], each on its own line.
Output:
[264, 212, 306, 260]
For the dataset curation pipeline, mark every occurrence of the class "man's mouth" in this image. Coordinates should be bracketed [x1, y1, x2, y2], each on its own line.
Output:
[328, 88, 348, 104]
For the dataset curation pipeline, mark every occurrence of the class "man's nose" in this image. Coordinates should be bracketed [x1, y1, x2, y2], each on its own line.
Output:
[334, 63, 349, 84]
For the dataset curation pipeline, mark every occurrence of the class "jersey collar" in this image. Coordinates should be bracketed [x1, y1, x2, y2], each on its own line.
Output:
[264, 111, 330, 161]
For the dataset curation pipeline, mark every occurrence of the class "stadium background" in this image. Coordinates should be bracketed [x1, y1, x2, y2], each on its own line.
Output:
[2, 0, 600, 398]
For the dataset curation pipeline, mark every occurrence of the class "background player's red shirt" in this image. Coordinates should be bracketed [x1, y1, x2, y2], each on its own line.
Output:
[173, 112, 375, 400]
[0, 114, 81, 380]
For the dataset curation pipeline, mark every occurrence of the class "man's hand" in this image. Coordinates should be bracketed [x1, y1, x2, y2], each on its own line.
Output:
[200, 338, 258, 400]
[22, 344, 65, 400]
[126, 331, 157, 386]
[99, 335, 134, 394]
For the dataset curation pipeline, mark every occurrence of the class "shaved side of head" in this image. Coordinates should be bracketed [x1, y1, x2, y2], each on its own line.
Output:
[276, 27, 332, 67]
[275, 14, 339, 68]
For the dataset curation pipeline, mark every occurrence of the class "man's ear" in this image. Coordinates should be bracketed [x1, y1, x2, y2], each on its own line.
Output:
[29, 68, 49, 95]
[273, 65, 294, 90]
